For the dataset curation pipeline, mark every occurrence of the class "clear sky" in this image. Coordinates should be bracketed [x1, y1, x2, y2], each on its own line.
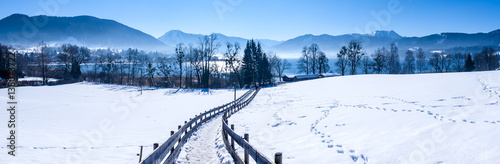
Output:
[1, 0, 500, 41]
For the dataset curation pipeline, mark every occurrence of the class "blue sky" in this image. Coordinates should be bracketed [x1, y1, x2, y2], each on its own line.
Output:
[1, 0, 500, 40]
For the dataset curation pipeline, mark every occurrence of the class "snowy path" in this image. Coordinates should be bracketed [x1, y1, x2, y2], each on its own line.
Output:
[176, 114, 233, 164]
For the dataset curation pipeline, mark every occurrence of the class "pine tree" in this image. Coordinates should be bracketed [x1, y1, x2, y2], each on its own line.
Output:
[261, 53, 273, 84]
[241, 40, 273, 87]
[242, 40, 254, 86]
[70, 60, 81, 79]
[464, 54, 475, 72]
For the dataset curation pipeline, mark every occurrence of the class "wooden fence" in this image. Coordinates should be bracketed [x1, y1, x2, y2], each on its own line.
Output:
[140, 89, 255, 164]
[222, 88, 283, 164]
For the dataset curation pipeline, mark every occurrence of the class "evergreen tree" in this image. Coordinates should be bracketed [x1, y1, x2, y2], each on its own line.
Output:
[70, 60, 81, 79]
[464, 54, 475, 72]
[255, 43, 264, 84]
[241, 40, 273, 87]
[242, 40, 254, 86]
[260, 53, 273, 84]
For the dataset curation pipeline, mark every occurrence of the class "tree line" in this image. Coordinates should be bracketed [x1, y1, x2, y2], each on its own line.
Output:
[0, 34, 289, 88]
[297, 43, 330, 75]
[333, 40, 499, 75]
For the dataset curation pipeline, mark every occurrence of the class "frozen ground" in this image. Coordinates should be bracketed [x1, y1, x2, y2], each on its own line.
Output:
[0, 82, 244, 164]
[229, 71, 500, 163]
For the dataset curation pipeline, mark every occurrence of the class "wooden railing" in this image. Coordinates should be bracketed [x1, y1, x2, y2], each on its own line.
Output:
[140, 89, 255, 164]
[222, 88, 283, 164]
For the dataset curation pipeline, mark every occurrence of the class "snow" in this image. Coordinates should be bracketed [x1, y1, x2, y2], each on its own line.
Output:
[0, 82, 244, 164]
[228, 71, 500, 163]
[175, 114, 233, 164]
[3, 71, 500, 163]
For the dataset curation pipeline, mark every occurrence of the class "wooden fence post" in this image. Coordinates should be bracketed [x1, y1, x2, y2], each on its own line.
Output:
[184, 121, 188, 133]
[153, 143, 159, 150]
[275, 152, 282, 164]
[170, 131, 175, 153]
[244, 133, 249, 164]
[138, 146, 143, 163]
[178, 125, 182, 143]
[230, 124, 235, 149]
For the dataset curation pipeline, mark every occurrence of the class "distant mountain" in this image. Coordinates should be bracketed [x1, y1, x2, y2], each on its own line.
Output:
[1, 14, 498, 57]
[272, 30, 402, 55]
[272, 30, 500, 57]
[397, 30, 500, 51]
[370, 30, 402, 39]
[158, 30, 282, 51]
[0, 14, 166, 50]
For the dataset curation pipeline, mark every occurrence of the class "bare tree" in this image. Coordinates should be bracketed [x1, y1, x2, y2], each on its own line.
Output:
[37, 41, 50, 85]
[146, 60, 156, 86]
[269, 53, 290, 82]
[429, 53, 444, 73]
[175, 43, 185, 88]
[115, 53, 125, 84]
[98, 52, 117, 83]
[452, 53, 466, 72]
[347, 40, 364, 75]
[403, 50, 415, 74]
[74, 46, 90, 79]
[443, 54, 453, 72]
[59, 44, 77, 79]
[127, 48, 139, 85]
[372, 47, 387, 74]
[136, 52, 149, 87]
[186, 44, 202, 88]
[157, 57, 175, 87]
[336, 46, 348, 76]
[387, 43, 400, 74]
[309, 43, 319, 74]
[360, 56, 372, 74]
[479, 47, 499, 70]
[91, 53, 100, 82]
[224, 42, 241, 87]
[416, 48, 426, 73]
[298, 46, 310, 74]
[198, 33, 219, 89]
[317, 51, 329, 74]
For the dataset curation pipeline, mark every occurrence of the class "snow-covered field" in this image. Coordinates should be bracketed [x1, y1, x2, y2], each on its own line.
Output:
[0, 83, 244, 164]
[2, 71, 499, 164]
[229, 71, 500, 163]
